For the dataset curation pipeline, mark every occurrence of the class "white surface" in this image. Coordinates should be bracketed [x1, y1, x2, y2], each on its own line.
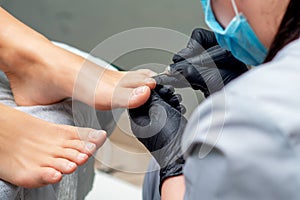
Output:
[85, 171, 142, 200]
[52, 41, 117, 71]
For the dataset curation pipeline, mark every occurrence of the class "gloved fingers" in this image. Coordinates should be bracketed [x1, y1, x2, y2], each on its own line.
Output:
[173, 38, 204, 63]
[155, 84, 183, 105]
[194, 67, 244, 97]
[191, 28, 218, 50]
[128, 91, 161, 126]
[128, 106, 150, 126]
[153, 74, 190, 88]
[155, 84, 175, 97]
[169, 62, 209, 84]
[148, 98, 185, 132]
[201, 46, 248, 71]
[191, 45, 230, 68]
[156, 62, 196, 88]
[149, 103, 168, 124]
[171, 100, 186, 115]
[174, 45, 240, 70]
[172, 50, 191, 63]
[169, 62, 188, 74]
[130, 103, 167, 140]
[153, 83, 186, 115]
[173, 44, 202, 63]
[169, 63, 208, 89]
[171, 93, 182, 103]
[202, 46, 231, 66]
[128, 92, 163, 137]
[166, 94, 182, 108]
[168, 61, 227, 95]
[179, 105, 186, 115]
[172, 45, 248, 77]
[172, 28, 218, 63]
[154, 85, 186, 114]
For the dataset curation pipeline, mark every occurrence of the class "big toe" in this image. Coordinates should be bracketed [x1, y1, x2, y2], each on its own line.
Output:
[114, 86, 151, 109]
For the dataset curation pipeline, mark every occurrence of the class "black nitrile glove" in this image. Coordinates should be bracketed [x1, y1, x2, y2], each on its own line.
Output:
[172, 28, 218, 63]
[155, 28, 248, 97]
[129, 86, 187, 192]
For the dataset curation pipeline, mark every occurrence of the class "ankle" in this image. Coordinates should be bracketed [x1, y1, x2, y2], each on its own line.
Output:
[38, 44, 84, 97]
[0, 39, 50, 74]
[3, 40, 85, 99]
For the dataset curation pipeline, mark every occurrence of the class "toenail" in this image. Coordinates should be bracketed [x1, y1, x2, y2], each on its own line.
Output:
[53, 171, 61, 179]
[86, 142, 96, 151]
[145, 78, 156, 85]
[67, 162, 76, 170]
[89, 130, 105, 140]
[77, 153, 88, 161]
[134, 86, 147, 95]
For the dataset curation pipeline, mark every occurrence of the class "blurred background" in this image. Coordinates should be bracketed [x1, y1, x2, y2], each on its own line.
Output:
[2, 0, 206, 69]
[2, 1, 206, 199]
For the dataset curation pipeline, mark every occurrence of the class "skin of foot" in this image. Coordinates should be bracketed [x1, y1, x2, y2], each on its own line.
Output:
[0, 7, 153, 189]
[4, 44, 157, 110]
[0, 103, 107, 188]
[0, 8, 157, 110]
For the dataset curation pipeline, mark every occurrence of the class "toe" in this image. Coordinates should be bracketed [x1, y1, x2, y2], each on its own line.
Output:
[63, 127, 106, 152]
[10, 165, 62, 188]
[128, 86, 151, 109]
[50, 158, 77, 174]
[36, 167, 62, 186]
[72, 128, 107, 150]
[120, 72, 156, 89]
[111, 86, 151, 109]
[144, 77, 156, 89]
[137, 69, 157, 77]
[77, 129, 107, 148]
[64, 140, 97, 155]
[60, 148, 89, 165]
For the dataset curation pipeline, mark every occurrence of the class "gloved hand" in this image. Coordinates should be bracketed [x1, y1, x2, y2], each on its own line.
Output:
[154, 28, 249, 97]
[129, 86, 186, 192]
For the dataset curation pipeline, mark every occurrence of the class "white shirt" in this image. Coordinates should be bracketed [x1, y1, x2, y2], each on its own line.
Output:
[183, 38, 300, 200]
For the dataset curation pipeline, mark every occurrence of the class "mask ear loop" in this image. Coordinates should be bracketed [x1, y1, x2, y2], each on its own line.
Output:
[231, 0, 240, 20]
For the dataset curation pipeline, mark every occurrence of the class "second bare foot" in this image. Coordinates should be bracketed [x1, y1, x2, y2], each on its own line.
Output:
[0, 103, 107, 188]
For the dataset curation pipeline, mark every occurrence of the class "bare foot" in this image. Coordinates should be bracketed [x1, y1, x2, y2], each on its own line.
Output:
[0, 103, 106, 188]
[73, 64, 157, 110]
[5, 43, 156, 110]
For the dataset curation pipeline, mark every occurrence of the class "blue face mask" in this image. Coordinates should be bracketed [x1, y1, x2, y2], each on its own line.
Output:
[201, 0, 268, 66]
